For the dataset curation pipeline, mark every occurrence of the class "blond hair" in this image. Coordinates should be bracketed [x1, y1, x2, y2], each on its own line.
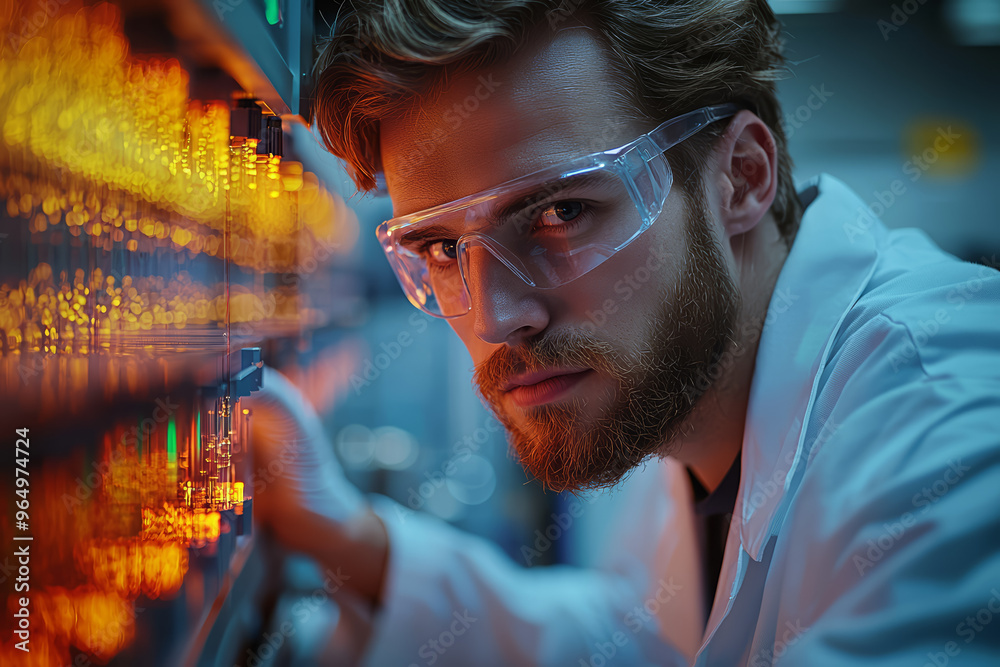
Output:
[312, 0, 802, 243]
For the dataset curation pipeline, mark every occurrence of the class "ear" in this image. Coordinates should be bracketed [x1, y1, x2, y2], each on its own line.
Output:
[710, 110, 778, 239]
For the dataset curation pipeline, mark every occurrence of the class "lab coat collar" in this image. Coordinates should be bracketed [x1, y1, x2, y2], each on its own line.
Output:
[737, 174, 882, 560]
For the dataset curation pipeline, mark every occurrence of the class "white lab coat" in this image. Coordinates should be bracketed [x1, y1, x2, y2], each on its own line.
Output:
[358, 174, 1000, 666]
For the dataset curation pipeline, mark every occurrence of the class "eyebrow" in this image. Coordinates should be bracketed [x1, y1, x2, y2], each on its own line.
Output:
[488, 170, 616, 226]
[398, 223, 457, 247]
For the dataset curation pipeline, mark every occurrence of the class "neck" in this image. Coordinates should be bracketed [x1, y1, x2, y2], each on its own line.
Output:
[668, 216, 788, 493]
[674, 352, 753, 493]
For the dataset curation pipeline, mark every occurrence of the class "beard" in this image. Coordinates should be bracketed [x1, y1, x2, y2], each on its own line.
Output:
[473, 185, 741, 493]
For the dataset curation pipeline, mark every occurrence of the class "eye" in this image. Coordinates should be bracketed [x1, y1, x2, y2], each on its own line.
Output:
[427, 239, 458, 264]
[539, 201, 584, 227]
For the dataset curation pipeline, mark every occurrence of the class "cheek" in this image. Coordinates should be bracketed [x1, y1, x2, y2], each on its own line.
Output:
[559, 209, 688, 336]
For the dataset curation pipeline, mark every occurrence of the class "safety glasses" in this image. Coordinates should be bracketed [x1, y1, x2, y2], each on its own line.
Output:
[376, 103, 739, 318]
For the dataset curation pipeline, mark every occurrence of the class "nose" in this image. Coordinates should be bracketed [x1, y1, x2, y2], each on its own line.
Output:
[461, 242, 549, 345]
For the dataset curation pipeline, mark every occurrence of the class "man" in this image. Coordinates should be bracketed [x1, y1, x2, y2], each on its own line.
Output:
[249, 1, 1000, 664]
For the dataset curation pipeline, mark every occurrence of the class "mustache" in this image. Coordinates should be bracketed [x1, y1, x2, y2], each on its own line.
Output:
[473, 329, 623, 398]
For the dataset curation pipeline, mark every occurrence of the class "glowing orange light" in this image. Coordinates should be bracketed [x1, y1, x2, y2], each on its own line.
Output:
[77, 538, 190, 599]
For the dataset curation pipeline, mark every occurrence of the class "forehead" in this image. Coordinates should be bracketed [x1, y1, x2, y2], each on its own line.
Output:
[380, 25, 647, 217]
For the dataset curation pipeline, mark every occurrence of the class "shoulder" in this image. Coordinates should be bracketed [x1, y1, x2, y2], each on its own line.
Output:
[830, 230, 999, 379]
[808, 230, 999, 444]
[790, 230, 1000, 543]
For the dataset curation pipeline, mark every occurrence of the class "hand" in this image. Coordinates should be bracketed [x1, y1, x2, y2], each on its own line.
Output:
[244, 365, 388, 605]
[246, 364, 365, 551]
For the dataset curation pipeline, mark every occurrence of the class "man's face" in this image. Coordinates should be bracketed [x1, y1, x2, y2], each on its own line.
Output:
[381, 26, 739, 492]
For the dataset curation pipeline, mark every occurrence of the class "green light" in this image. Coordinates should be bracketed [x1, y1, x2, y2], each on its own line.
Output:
[167, 416, 177, 466]
[265, 0, 279, 25]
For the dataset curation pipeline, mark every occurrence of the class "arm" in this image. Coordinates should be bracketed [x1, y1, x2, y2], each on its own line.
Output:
[358, 471, 694, 667]
[249, 367, 692, 666]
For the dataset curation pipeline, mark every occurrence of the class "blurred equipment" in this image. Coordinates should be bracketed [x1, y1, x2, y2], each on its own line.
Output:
[0, 1, 356, 665]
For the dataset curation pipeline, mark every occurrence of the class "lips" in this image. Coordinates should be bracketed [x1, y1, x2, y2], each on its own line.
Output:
[503, 368, 592, 408]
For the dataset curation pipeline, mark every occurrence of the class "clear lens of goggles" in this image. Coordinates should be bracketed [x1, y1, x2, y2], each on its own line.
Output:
[376, 104, 739, 318]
